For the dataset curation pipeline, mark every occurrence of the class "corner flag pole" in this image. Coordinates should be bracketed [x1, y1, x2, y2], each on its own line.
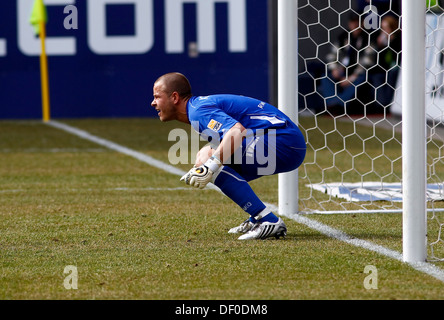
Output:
[30, 0, 50, 122]
[39, 20, 50, 122]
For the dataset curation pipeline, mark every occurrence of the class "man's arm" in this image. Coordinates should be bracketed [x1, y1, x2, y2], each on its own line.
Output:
[212, 122, 246, 164]
[181, 122, 247, 189]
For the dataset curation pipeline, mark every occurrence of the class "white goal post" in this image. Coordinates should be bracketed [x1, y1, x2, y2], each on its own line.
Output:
[278, 0, 299, 217]
[401, 0, 427, 263]
[277, 0, 444, 263]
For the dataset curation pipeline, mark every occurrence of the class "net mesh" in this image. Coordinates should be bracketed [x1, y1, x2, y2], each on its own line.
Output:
[296, 0, 444, 261]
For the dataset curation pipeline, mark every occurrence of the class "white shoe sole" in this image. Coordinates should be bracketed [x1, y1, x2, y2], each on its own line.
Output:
[238, 218, 287, 240]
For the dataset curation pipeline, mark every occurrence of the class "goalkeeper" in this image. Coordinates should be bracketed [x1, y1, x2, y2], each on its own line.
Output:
[151, 73, 306, 240]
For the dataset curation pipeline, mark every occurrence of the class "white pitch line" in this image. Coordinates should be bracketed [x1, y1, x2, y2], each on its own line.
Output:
[46, 120, 187, 177]
[46, 120, 221, 192]
[281, 210, 444, 283]
[46, 120, 444, 283]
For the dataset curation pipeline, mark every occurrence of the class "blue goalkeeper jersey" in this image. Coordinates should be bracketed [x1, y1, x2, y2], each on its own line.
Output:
[187, 94, 300, 147]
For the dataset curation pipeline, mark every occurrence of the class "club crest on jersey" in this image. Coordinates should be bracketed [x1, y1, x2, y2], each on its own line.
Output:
[207, 119, 222, 132]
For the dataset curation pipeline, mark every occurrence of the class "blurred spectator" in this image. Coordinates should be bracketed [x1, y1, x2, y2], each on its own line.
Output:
[317, 14, 377, 112]
[370, 15, 402, 108]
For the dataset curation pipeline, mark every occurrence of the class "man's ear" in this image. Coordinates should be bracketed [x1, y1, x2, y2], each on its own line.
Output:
[171, 91, 180, 104]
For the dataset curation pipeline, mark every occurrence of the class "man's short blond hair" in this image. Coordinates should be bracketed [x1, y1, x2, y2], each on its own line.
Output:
[155, 72, 192, 99]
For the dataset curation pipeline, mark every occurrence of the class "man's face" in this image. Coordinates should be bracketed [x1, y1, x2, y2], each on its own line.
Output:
[151, 82, 175, 122]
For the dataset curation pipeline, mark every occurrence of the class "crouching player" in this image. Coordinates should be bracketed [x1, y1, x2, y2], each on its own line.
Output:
[151, 73, 306, 240]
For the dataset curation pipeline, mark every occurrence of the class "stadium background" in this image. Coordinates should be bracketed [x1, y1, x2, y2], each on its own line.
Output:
[1, 0, 272, 119]
[0, 0, 364, 120]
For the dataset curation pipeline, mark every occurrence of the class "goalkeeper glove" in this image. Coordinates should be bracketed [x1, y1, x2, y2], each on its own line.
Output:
[180, 156, 222, 189]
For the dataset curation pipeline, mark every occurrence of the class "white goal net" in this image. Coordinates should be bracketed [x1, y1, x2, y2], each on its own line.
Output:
[296, 0, 444, 261]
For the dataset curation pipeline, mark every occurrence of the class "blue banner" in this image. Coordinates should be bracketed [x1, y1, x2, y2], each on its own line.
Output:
[0, 0, 269, 119]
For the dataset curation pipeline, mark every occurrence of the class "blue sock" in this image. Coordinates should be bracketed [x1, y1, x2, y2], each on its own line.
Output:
[214, 166, 274, 222]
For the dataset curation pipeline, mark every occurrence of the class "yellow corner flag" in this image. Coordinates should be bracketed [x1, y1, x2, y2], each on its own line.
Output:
[30, 0, 50, 122]
[30, 0, 48, 35]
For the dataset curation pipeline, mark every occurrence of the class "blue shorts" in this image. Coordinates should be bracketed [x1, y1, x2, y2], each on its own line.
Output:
[224, 126, 306, 182]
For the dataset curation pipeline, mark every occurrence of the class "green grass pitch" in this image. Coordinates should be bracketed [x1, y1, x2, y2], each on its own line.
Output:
[0, 118, 443, 300]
